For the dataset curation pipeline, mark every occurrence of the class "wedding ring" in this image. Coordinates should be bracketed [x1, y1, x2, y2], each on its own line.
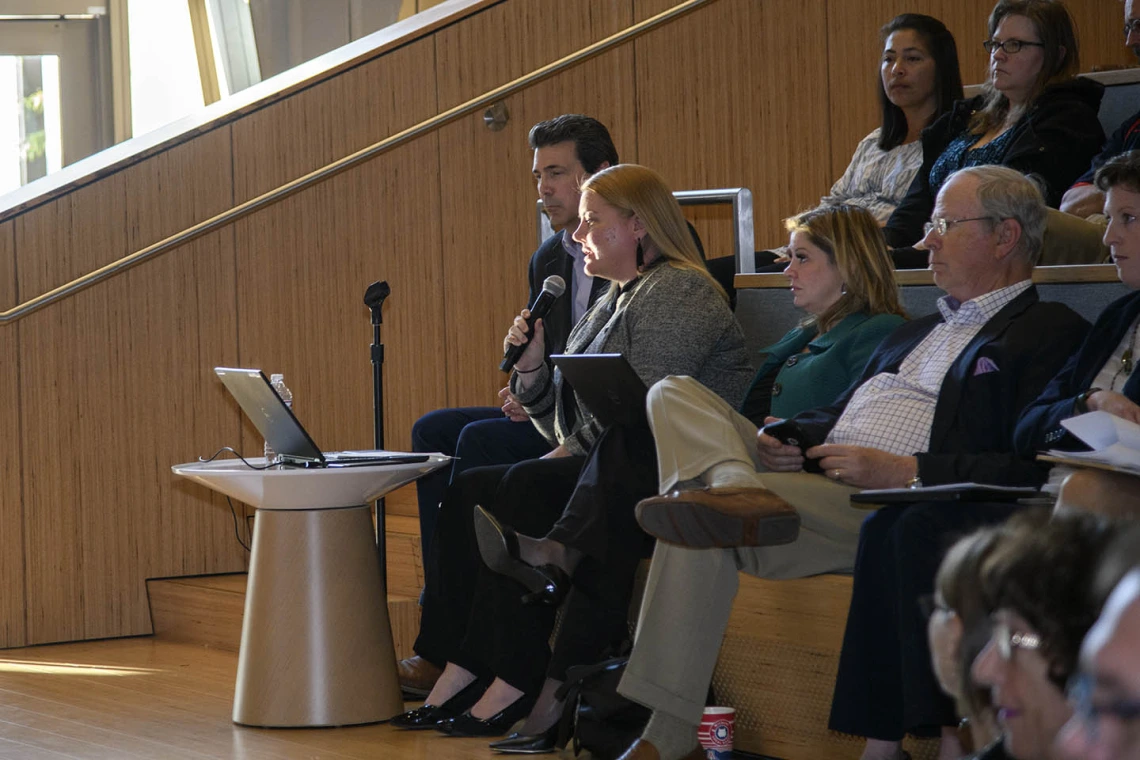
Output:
[831, 469, 842, 480]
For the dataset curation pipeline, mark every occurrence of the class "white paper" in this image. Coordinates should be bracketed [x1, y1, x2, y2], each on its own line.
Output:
[1061, 411, 1140, 451]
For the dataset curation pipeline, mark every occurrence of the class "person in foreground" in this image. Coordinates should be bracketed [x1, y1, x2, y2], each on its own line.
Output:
[970, 511, 1118, 760]
[926, 526, 1008, 756]
[390, 164, 753, 744]
[613, 165, 1089, 760]
[885, 0, 1104, 257]
[1056, 523, 1140, 760]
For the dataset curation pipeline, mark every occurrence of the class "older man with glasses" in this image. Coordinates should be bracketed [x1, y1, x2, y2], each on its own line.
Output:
[611, 165, 1090, 760]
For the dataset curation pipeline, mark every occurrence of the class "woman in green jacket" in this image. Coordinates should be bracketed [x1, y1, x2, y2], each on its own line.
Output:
[739, 203, 908, 427]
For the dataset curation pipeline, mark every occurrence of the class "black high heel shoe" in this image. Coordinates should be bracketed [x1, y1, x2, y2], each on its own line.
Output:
[435, 693, 538, 738]
[388, 676, 488, 730]
[473, 505, 572, 607]
[487, 721, 561, 754]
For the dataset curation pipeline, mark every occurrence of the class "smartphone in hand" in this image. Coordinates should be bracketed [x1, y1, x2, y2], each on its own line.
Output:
[761, 419, 823, 474]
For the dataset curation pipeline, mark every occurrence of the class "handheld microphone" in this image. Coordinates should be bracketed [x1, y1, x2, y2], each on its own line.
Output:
[500, 275, 566, 372]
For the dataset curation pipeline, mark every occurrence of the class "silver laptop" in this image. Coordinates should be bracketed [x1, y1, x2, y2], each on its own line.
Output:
[214, 367, 430, 468]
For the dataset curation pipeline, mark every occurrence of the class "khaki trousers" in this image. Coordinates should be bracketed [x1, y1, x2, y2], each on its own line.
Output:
[618, 376, 866, 725]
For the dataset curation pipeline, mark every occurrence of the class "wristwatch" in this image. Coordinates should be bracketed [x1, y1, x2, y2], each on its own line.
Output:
[1075, 387, 1102, 414]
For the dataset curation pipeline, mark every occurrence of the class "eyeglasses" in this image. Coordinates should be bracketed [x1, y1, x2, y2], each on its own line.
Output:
[983, 38, 1046, 54]
[1126, 19, 1140, 37]
[923, 216, 996, 237]
[993, 618, 1041, 661]
[1066, 672, 1140, 742]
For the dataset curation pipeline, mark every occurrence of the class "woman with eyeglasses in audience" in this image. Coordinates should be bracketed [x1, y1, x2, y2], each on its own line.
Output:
[885, 0, 1105, 264]
[970, 510, 1118, 760]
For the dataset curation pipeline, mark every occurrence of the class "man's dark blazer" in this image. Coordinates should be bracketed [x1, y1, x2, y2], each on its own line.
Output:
[790, 286, 1089, 487]
[1016, 290, 1140, 454]
[527, 233, 608, 356]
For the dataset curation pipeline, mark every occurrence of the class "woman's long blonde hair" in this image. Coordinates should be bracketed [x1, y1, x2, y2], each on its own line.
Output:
[784, 204, 906, 333]
[579, 164, 727, 302]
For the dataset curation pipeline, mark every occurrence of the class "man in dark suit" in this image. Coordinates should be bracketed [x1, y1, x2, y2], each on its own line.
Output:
[402, 115, 615, 695]
[615, 165, 1090, 760]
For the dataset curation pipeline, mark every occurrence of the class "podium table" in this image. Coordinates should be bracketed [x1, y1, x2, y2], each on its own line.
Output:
[172, 455, 448, 728]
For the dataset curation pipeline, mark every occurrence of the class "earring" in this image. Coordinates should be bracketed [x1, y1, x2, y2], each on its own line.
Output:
[841, 283, 847, 295]
[636, 238, 645, 269]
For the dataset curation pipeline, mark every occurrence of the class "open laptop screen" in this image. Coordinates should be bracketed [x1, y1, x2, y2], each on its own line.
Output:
[214, 367, 325, 464]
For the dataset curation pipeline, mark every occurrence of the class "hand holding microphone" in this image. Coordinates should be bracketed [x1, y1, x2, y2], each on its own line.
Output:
[500, 275, 565, 373]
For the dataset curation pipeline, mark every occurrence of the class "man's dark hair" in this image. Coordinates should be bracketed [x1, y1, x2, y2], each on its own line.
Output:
[1095, 150, 1140, 194]
[528, 115, 619, 174]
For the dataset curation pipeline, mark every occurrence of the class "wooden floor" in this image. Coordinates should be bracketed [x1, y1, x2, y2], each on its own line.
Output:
[0, 636, 571, 759]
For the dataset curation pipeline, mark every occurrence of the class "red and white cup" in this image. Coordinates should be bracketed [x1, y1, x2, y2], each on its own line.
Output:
[698, 706, 735, 759]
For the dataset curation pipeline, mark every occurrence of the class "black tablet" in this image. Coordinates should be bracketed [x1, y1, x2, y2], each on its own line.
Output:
[550, 353, 648, 429]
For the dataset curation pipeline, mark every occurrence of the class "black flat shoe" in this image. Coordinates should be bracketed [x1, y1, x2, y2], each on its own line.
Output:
[435, 693, 537, 738]
[388, 676, 488, 730]
[473, 505, 573, 606]
[488, 722, 561, 754]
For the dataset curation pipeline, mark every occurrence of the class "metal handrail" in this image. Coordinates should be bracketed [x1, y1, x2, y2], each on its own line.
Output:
[0, 0, 710, 324]
[536, 187, 755, 272]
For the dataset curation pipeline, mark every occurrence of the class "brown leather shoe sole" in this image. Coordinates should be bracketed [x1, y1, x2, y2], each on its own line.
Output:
[635, 486, 801, 548]
[398, 655, 442, 698]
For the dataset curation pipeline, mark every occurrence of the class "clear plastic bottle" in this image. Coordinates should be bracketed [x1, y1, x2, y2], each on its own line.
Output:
[264, 373, 293, 464]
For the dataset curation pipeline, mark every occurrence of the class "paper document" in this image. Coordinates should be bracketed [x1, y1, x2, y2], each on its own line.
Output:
[1042, 411, 1140, 470]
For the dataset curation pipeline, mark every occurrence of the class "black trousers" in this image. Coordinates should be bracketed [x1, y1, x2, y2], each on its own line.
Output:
[463, 423, 658, 690]
[827, 501, 1025, 740]
[413, 455, 586, 678]
[417, 424, 658, 694]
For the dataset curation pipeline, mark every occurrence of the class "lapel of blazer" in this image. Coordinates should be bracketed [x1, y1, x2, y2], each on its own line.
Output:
[929, 286, 1038, 450]
[1110, 293, 1140, 402]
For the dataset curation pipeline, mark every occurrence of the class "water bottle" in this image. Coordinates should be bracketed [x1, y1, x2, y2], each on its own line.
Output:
[264, 373, 293, 464]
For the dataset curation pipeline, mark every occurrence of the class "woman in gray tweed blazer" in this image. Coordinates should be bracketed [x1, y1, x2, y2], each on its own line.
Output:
[394, 165, 752, 744]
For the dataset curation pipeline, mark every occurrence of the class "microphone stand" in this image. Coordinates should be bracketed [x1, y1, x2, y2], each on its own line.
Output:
[364, 281, 391, 584]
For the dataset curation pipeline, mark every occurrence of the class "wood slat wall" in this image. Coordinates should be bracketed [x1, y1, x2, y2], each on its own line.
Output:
[0, 220, 24, 648]
[0, 0, 1134, 647]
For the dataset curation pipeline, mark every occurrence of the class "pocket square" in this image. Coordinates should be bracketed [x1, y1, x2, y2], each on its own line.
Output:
[973, 357, 1000, 375]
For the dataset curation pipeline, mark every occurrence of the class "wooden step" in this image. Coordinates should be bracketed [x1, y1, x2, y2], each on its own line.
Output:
[148, 515, 426, 657]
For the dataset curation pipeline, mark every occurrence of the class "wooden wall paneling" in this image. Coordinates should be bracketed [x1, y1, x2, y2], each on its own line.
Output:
[231, 34, 441, 456]
[433, 0, 634, 111]
[826, 1, 1139, 183]
[16, 174, 128, 644]
[116, 127, 245, 634]
[0, 220, 26, 647]
[230, 37, 439, 204]
[433, 49, 638, 407]
[233, 135, 445, 459]
[633, 0, 832, 256]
